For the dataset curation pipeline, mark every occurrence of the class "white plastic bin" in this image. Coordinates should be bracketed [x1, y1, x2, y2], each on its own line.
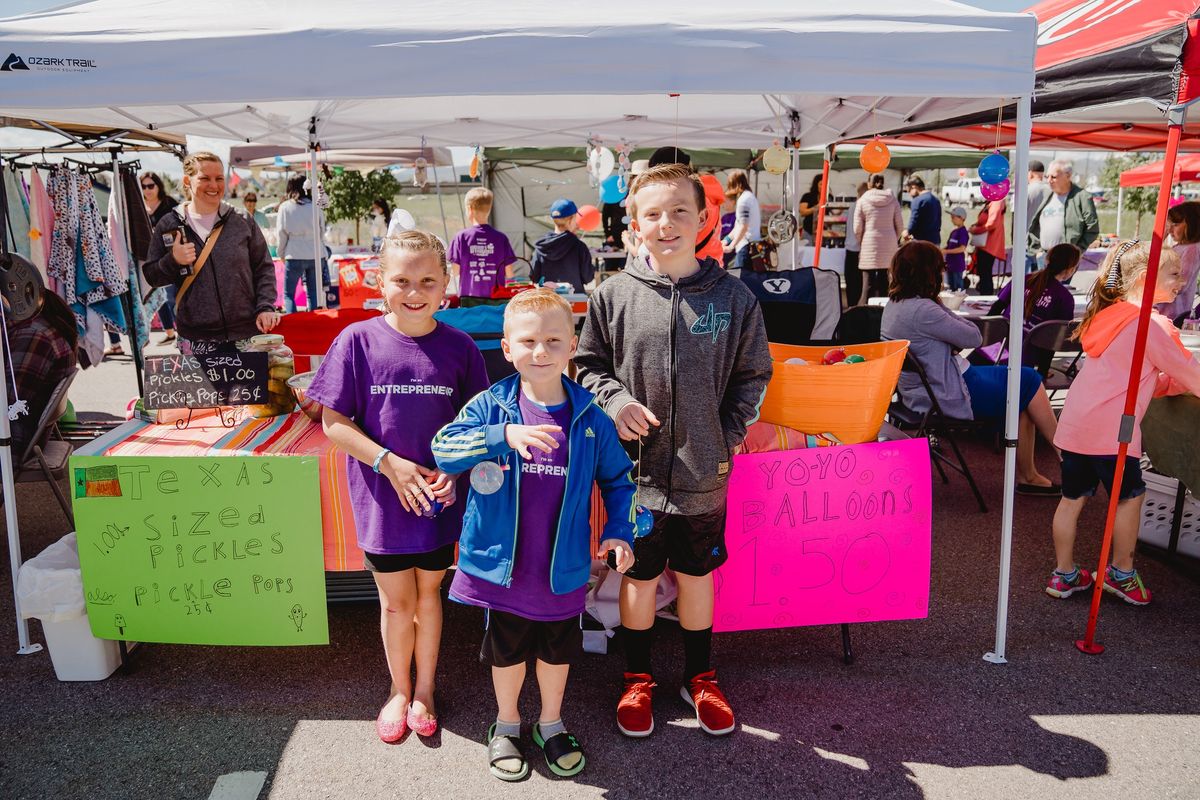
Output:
[16, 532, 121, 681]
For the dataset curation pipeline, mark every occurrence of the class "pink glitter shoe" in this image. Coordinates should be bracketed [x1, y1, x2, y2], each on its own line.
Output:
[407, 705, 439, 737]
[376, 707, 408, 743]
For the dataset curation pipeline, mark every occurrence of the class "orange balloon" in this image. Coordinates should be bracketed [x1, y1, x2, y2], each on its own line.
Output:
[576, 204, 601, 231]
[469, 154, 480, 179]
[859, 141, 891, 173]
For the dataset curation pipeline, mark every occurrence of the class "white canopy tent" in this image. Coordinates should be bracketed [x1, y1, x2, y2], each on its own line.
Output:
[0, 0, 1038, 658]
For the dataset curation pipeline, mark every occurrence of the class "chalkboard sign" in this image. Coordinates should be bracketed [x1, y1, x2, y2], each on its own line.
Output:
[143, 353, 270, 410]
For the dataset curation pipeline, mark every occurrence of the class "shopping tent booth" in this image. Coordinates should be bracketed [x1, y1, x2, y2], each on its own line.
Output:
[0, 0, 1037, 654]
[1119, 153, 1200, 187]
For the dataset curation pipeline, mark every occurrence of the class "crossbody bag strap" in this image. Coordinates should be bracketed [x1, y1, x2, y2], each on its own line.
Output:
[174, 221, 225, 313]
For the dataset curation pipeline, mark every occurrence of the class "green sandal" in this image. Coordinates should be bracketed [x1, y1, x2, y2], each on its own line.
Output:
[532, 723, 586, 778]
[486, 723, 529, 782]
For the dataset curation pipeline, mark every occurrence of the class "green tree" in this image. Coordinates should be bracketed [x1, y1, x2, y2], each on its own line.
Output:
[1099, 152, 1158, 237]
[324, 169, 401, 243]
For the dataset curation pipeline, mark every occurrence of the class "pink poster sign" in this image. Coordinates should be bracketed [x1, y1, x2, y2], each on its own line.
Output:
[713, 439, 932, 633]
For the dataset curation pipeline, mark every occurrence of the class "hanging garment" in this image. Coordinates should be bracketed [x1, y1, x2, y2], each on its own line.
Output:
[27, 167, 54, 286]
[106, 167, 153, 355]
[47, 166, 127, 335]
[121, 167, 152, 261]
[3, 166, 31, 260]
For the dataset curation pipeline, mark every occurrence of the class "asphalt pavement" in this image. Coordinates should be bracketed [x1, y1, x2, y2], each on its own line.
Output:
[2, 338, 1199, 799]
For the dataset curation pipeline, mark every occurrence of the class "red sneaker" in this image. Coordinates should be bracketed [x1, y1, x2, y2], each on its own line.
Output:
[681, 669, 735, 736]
[1104, 566, 1151, 606]
[617, 672, 656, 737]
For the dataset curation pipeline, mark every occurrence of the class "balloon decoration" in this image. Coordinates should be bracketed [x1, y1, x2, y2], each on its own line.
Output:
[469, 144, 482, 180]
[859, 139, 891, 173]
[957, 167, 967, 177]
[762, 144, 790, 175]
[413, 156, 429, 189]
[576, 204, 601, 231]
[978, 151, 1010, 184]
[600, 174, 628, 205]
[588, 146, 615, 185]
[273, 156, 286, 167]
[980, 178, 1010, 202]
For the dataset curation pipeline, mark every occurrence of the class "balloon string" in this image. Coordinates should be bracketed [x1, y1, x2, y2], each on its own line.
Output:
[635, 437, 642, 508]
[995, 103, 1004, 152]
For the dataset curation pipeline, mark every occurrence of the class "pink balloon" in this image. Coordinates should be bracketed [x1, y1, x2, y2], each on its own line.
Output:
[980, 179, 1009, 202]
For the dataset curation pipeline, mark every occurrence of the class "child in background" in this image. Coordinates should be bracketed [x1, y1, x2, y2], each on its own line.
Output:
[433, 288, 636, 781]
[531, 199, 595, 293]
[943, 206, 969, 291]
[1049, 240, 1200, 605]
[448, 187, 517, 306]
[307, 230, 490, 742]
[576, 164, 773, 738]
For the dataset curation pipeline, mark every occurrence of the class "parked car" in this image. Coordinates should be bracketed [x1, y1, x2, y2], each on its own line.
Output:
[942, 178, 986, 206]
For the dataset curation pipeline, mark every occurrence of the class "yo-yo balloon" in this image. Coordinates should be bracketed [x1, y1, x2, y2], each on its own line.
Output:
[576, 205, 601, 231]
[635, 505, 655, 537]
[470, 461, 505, 495]
[978, 152, 1010, 184]
[859, 140, 891, 173]
[762, 144, 790, 175]
[980, 179, 1010, 202]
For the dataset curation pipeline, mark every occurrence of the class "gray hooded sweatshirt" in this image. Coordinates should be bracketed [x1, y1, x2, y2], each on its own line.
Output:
[576, 256, 772, 515]
[144, 203, 276, 343]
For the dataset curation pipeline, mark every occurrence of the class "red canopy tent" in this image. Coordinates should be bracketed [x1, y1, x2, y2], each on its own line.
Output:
[874, 1, 1200, 152]
[1119, 153, 1200, 187]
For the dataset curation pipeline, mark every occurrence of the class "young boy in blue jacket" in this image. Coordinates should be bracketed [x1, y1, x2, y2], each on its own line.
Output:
[432, 287, 636, 782]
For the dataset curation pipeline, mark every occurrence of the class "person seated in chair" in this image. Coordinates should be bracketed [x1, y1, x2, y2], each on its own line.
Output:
[881, 242, 1061, 496]
[6, 290, 78, 456]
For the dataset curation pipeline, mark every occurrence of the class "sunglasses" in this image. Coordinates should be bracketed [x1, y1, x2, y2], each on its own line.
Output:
[141, 183, 156, 189]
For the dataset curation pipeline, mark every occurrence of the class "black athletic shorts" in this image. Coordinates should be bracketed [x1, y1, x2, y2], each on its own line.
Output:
[480, 609, 583, 668]
[1060, 450, 1146, 502]
[362, 543, 455, 573]
[623, 508, 729, 581]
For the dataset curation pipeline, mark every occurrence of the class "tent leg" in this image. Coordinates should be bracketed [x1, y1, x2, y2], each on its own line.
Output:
[1077, 119, 1185, 656]
[984, 93, 1032, 666]
[790, 145, 800, 269]
[813, 145, 834, 268]
[1116, 186, 1124, 239]
[308, 148, 325, 309]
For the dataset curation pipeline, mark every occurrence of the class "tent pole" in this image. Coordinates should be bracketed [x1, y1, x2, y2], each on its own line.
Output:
[0, 158, 38, 655]
[984, 93, 1032, 666]
[308, 149, 324, 309]
[1116, 185, 1125, 238]
[813, 144, 834, 268]
[1077, 117, 1186, 655]
[434, 164, 450, 244]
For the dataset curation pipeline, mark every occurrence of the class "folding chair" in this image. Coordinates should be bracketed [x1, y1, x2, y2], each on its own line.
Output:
[886, 354, 989, 513]
[14, 368, 78, 527]
[969, 315, 1009, 347]
[1027, 319, 1082, 399]
[836, 305, 883, 344]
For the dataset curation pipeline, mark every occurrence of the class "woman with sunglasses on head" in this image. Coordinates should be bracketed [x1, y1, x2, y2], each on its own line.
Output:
[140, 171, 180, 344]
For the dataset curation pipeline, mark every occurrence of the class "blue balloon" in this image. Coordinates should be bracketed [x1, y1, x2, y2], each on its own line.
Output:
[600, 173, 628, 205]
[978, 153, 1010, 184]
[273, 156, 286, 167]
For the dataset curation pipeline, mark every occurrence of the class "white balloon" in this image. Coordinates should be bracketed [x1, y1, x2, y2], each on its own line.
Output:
[763, 144, 790, 175]
[588, 147, 616, 181]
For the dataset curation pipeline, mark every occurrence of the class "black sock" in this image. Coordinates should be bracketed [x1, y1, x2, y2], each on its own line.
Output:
[624, 626, 654, 675]
[682, 627, 713, 680]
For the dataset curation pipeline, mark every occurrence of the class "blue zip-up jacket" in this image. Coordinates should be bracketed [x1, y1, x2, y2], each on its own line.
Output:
[432, 373, 637, 595]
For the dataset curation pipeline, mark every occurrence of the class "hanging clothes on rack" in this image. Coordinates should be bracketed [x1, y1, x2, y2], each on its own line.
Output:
[2, 166, 31, 260]
[47, 165, 127, 345]
[120, 167, 152, 261]
[26, 167, 54, 288]
[106, 164, 152, 356]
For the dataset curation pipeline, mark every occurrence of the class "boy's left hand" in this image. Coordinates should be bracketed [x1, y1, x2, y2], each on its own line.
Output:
[599, 539, 634, 573]
[428, 471, 457, 507]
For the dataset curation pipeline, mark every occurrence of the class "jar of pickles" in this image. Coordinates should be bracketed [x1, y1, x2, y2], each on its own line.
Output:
[243, 334, 296, 417]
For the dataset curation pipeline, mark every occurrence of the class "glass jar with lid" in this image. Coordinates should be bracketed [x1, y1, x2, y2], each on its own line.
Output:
[243, 334, 296, 417]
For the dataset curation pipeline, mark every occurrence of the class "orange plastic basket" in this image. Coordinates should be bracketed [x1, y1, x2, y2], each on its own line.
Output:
[759, 340, 910, 444]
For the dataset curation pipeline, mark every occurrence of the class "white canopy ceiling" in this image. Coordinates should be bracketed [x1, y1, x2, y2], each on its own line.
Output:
[0, 0, 1036, 150]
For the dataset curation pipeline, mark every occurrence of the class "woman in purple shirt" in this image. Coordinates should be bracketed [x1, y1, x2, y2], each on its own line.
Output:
[988, 243, 1080, 369]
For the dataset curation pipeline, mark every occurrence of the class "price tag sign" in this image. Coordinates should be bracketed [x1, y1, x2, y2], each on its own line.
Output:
[143, 353, 270, 410]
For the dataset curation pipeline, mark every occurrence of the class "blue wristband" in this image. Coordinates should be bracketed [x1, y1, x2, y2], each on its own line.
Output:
[372, 448, 391, 474]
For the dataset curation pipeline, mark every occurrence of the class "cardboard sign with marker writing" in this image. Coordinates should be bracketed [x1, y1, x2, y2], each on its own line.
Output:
[143, 352, 269, 409]
[713, 439, 932, 633]
[71, 455, 328, 646]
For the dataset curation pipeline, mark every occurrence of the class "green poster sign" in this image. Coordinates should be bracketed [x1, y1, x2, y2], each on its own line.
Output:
[70, 455, 329, 646]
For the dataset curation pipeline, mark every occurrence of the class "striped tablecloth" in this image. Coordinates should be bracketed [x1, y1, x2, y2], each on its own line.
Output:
[90, 413, 365, 571]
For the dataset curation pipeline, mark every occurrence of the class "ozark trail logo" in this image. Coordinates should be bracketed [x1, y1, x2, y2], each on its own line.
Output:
[690, 303, 731, 343]
[1, 53, 29, 71]
[762, 278, 791, 295]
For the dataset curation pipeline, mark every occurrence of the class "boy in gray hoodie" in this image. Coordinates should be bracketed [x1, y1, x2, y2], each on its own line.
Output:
[576, 163, 772, 739]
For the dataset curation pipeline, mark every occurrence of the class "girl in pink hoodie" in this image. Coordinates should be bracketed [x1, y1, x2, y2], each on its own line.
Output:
[1048, 240, 1200, 606]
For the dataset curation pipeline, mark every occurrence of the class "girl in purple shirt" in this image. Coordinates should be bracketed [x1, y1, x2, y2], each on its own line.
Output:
[308, 230, 489, 743]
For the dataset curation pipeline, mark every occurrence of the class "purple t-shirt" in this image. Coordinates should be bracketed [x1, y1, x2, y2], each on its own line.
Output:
[305, 317, 490, 555]
[945, 226, 969, 273]
[447, 224, 516, 298]
[449, 393, 584, 621]
[994, 278, 1076, 367]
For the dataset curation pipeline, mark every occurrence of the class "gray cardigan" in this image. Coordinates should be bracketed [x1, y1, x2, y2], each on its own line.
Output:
[881, 297, 981, 419]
